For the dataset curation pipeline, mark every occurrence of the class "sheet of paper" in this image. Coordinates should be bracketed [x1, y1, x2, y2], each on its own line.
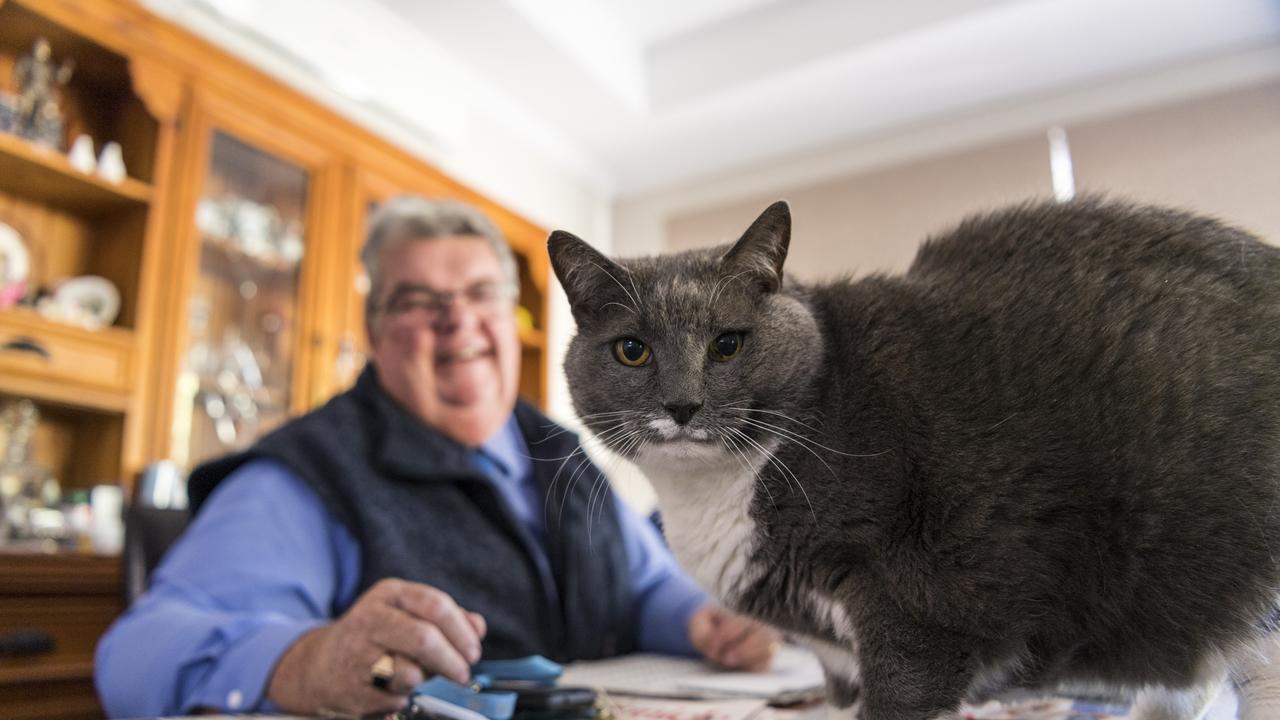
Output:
[560, 645, 824, 702]
[602, 695, 767, 720]
[675, 645, 824, 701]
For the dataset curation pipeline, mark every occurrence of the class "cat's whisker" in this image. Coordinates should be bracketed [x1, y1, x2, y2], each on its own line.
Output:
[527, 420, 631, 453]
[736, 417, 844, 483]
[559, 425, 639, 483]
[540, 413, 634, 430]
[583, 445, 628, 550]
[718, 429, 777, 513]
[532, 423, 606, 446]
[721, 404, 826, 432]
[576, 410, 641, 419]
[589, 261, 640, 313]
[623, 266, 645, 312]
[986, 413, 1017, 432]
[577, 432, 634, 525]
[576, 412, 645, 430]
[586, 455, 616, 534]
[587, 433, 646, 547]
[710, 270, 751, 307]
[729, 427, 817, 522]
[725, 426, 794, 497]
[543, 445, 588, 531]
[600, 301, 637, 315]
[561, 428, 646, 530]
[736, 414, 890, 458]
[542, 425, 637, 530]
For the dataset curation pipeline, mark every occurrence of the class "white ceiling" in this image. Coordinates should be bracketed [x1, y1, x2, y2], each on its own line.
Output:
[167, 0, 1280, 198]
[372, 0, 1280, 195]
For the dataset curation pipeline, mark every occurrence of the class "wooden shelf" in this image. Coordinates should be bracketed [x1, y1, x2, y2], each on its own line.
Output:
[519, 324, 545, 349]
[0, 132, 151, 215]
[0, 686, 104, 720]
[0, 307, 134, 412]
[0, 552, 121, 595]
[199, 232, 301, 284]
[0, 553, 122, 720]
[0, 658, 93, 686]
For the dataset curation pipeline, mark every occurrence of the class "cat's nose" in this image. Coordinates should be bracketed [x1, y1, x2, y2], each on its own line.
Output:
[664, 402, 702, 425]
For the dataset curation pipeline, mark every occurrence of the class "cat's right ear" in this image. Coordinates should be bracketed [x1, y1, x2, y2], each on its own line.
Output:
[548, 230, 631, 321]
[723, 200, 791, 293]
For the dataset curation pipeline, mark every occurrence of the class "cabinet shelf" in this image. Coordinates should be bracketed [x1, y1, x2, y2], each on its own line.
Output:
[0, 307, 134, 412]
[199, 232, 300, 283]
[0, 132, 151, 215]
[518, 324, 545, 349]
[0, 552, 121, 594]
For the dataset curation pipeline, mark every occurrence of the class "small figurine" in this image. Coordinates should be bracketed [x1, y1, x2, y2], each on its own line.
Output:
[12, 38, 74, 149]
[97, 141, 127, 183]
[68, 134, 96, 174]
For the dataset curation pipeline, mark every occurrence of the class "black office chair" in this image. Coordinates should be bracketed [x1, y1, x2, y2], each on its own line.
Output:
[121, 505, 190, 606]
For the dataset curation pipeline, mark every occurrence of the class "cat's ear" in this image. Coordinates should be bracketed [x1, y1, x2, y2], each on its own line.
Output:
[723, 200, 791, 293]
[548, 230, 631, 320]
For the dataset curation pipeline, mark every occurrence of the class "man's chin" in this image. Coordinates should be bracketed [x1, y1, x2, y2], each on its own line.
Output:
[436, 416, 503, 447]
[435, 394, 512, 446]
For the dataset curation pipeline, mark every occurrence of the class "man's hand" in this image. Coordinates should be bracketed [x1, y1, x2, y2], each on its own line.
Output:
[266, 578, 487, 716]
[688, 604, 780, 672]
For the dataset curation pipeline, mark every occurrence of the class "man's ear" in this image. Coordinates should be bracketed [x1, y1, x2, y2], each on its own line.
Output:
[721, 201, 791, 293]
[548, 230, 635, 320]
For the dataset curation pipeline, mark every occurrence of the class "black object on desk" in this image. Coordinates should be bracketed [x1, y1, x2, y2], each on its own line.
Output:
[500, 684, 597, 714]
[0, 627, 55, 657]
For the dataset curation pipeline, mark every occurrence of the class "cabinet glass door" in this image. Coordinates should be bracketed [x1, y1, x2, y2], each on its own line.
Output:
[172, 131, 309, 468]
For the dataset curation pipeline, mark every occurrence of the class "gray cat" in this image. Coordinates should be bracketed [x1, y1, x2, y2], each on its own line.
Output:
[548, 198, 1280, 720]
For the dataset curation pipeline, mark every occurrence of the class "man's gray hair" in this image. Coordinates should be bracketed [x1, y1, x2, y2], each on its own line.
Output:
[362, 196, 519, 319]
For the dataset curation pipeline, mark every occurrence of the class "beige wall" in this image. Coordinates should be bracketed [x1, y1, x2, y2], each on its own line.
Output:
[1070, 79, 1280, 243]
[665, 78, 1280, 279]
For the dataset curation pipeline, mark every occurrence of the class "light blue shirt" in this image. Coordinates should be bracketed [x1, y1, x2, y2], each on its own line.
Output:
[94, 417, 708, 717]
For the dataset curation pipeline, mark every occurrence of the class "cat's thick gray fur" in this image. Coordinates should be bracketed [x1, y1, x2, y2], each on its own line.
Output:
[549, 198, 1280, 720]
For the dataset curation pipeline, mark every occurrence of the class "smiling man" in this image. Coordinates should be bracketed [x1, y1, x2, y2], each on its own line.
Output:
[94, 196, 777, 718]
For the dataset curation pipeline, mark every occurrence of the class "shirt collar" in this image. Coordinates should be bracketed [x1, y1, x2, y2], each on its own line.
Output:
[477, 415, 528, 482]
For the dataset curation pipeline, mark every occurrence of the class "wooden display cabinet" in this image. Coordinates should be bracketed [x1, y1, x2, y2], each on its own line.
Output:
[0, 2, 178, 718]
[0, 1, 552, 717]
[155, 87, 338, 468]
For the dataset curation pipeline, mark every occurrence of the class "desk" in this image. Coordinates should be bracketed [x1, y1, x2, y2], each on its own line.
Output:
[0, 553, 122, 720]
[121, 690, 1241, 720]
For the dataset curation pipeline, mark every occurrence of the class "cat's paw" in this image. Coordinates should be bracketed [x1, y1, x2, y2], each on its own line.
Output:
[823, 700, 859, 720]
[1131, 676, 1224, 720]
[849, 706, 956, 720]
[824, 676, 861, 709]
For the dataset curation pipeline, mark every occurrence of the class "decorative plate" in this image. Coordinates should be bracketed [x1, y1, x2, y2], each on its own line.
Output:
[53, 275, 120, 329]
[0, 222, 29, 286]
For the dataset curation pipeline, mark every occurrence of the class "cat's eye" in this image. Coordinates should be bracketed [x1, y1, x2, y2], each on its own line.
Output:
[709, 332, 744, 361]
[613, 337, 651, 367]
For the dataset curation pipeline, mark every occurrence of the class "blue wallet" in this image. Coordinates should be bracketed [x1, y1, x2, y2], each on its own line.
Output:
[412, 655, 565, 720]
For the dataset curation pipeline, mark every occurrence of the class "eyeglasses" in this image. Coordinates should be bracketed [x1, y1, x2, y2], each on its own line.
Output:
[375, 281, 517, 321]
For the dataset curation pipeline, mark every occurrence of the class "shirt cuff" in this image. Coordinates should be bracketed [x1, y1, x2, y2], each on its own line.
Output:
[182, 617, 325, 714]
[636, 571, 710, 657]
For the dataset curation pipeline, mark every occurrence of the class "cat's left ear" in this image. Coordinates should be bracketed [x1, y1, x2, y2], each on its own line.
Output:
[723, 200, 790, 293]
[548, 230, 630, 321]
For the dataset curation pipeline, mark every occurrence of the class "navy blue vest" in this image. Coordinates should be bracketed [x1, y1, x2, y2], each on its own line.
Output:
[189, 367, 636, 661]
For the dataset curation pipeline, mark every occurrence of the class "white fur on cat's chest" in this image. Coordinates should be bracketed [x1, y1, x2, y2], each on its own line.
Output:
[640, 456, 762, 603]
[638, 448, 867, 705]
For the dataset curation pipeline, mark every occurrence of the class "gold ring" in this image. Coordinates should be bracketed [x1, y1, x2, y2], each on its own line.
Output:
[370, 652, 395, 690]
